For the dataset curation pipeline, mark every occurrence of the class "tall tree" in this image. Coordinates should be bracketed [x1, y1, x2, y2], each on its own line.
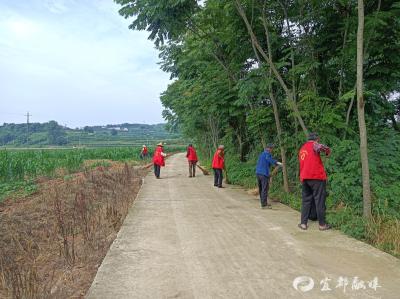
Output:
[356, 0, 372, 219]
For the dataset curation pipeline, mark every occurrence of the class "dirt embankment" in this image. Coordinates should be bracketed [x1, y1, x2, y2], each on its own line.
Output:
[0, 163, 147, 298]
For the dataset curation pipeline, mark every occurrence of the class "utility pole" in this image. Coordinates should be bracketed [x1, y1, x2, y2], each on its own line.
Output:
[25, 112, 31, 144]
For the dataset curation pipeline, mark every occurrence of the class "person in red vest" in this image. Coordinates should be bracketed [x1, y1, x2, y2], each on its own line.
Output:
[140, 145, 148, 160]
[186, 144, 198, 177]
[153, 142, 166, 179]
[212, 145, 225, 188]
[298, 132, 331, 231]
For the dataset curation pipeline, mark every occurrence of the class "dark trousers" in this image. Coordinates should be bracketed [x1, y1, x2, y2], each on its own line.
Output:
[154, 164, 161, 178]
[257, 174, 270, 207]
[189, 161, 196, 177]
[213, 168, 223, 187]
[301, 180, 327, 225]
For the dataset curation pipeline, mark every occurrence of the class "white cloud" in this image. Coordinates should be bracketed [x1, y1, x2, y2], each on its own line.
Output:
[0, 0, 170, 127]
[44, 0, 71, 14]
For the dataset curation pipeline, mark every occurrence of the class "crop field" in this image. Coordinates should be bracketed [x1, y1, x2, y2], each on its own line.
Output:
[0, 145, 184, 201]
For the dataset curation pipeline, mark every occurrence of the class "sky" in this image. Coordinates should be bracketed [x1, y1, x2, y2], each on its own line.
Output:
[0, 0, 171, 128]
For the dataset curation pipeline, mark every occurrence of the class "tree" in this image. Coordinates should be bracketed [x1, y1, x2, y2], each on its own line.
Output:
[356, 0, 371, 219]
[115, 0, 400, 217]
[47, 121, 67, 145]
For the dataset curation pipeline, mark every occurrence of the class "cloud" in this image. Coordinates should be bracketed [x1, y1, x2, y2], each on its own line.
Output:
[44, 0, 71, 14]
[0, 0, 170, 127]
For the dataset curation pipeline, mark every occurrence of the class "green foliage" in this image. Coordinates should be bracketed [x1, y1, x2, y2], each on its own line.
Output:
[116, 0, 400, 255]
[0, 122, 183, 147]
[0, 180, 38, 202]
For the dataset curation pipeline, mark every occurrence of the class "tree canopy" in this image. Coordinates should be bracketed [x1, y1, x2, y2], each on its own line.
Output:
[116, 0, 400, 224]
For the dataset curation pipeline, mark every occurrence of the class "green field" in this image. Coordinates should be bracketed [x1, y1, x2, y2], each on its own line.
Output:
[0, 145, 184, 201]
[0, 122, 186, 148]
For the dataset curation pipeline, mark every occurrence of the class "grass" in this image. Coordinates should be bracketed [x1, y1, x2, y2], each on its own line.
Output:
[0, 145, 185, 202]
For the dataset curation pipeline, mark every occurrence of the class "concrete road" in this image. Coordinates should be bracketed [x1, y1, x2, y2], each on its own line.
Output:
[86, 153, 400, 299]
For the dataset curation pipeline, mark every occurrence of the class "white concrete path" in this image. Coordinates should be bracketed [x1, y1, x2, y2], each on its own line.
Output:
[87, 153, 400, 299]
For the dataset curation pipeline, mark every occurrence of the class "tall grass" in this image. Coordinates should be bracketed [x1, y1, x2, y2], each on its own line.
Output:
[0, 148, 141, 183]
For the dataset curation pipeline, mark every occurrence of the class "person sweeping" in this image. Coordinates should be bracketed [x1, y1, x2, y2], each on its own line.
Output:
[140, 145, 148, 160]
[212, 145, 225, 188]
[255, 143, 282, 209]
[153, 142, 166, 179]
[186, 144, 198, 177]
[298, 132, 331, 231]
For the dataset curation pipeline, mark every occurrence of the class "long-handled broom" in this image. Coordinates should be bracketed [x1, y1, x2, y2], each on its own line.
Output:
[196, 164, 210, 175]
[224, 169, 230, 184]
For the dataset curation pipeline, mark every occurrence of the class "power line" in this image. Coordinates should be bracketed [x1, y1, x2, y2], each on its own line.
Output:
[24, 112, 31, 143]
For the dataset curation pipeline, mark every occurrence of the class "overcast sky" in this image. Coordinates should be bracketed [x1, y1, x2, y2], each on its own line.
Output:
[0, 0, 170, 128]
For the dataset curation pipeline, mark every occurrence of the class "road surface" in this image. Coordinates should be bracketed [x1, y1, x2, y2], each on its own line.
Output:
[87, 153, 400, 298]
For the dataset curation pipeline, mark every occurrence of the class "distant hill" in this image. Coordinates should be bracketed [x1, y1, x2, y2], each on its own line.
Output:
[0, 121, 183, 147]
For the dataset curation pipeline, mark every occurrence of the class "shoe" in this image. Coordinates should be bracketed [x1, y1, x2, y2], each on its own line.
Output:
[218, 186, 224, 188]
[298, 223, 308, 230]
[319, 224, 332, 231]
[262, 204, 272, 209]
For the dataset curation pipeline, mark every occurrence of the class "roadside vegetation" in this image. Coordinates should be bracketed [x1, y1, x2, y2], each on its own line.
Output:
[0, 122, 183, 147]
[115, 0, 400, 258]
[0, 145, 184, 202]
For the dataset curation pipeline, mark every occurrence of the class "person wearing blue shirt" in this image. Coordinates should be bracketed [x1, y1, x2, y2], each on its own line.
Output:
[256, 143, 282, 209]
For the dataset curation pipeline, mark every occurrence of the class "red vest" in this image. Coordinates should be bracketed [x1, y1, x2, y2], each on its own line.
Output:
[142, 147, 148, 154]
[299, 141, 327, 181]
[212, 149, 224, 169]
[153, 146, 165, 166]
[187, 146, 198, 162]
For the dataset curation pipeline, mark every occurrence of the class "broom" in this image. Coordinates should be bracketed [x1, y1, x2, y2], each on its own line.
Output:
[143, 150, 178, 169]
[224, 169, 230, 184]
[196, 164, 210, 175]
[144, 162, 153, 169]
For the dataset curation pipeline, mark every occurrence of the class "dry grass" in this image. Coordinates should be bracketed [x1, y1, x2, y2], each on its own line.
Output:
[367, 215, 400, 258]
[0, 163, 146, 298]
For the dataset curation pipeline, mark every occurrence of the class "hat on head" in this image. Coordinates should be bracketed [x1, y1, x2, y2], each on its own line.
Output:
[308, 132, 319, 141]
[218, 145, 224, 149]
[157, 142, 163, 146]
[142, 145, 146, 147]
[266, 143, 275, 148]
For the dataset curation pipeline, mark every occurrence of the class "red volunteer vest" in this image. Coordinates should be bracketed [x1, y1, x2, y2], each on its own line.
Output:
[142, 147, 148, 154]
[212, 149, 224, 169]
[299, 141, 327, 181]
[187, 146, 198, 162]
[153, 146, 165, 166]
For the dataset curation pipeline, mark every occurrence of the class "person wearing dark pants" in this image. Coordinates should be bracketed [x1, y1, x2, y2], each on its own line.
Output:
[298, 132, 331, 231]
[213, 168, 223, 187]
[300, 180, 326, 225]
[186, 144, 198, 177]
[257, 174, 270, 207]
[153, 164, 161, 178]
[255, 143, 281, 209]
[212, 145, 225, 188]
[152, 142, 166, 179]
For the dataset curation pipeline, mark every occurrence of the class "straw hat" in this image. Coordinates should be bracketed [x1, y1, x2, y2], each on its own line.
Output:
[157, 142, 163, 146]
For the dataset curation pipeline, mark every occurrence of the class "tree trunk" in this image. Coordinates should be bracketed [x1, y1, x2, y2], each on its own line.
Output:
[356, 0, 372, 219]
[261, 14, 290, 193]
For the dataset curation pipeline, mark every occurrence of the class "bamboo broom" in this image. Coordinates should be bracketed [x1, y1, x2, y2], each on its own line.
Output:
[196, 164, 210, 175]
